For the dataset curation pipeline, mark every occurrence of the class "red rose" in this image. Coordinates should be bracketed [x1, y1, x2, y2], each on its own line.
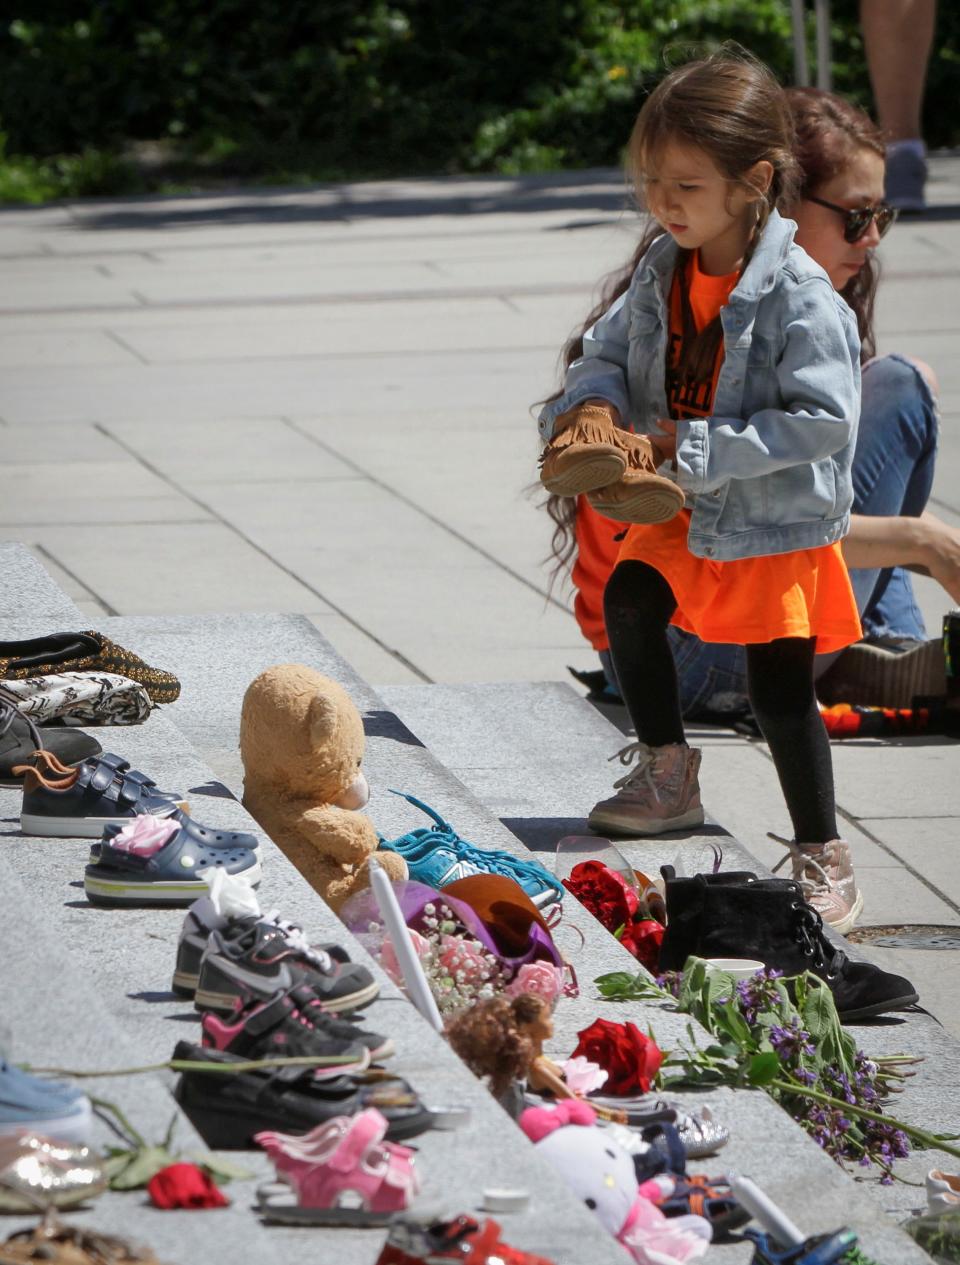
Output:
[563, 860, 638, 934]
[570, 1017, 663, 1095]
[147, 1163, 229, 1210]
[619, 917, 664, 973]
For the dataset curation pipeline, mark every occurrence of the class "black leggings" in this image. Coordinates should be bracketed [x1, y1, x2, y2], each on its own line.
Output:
[604, 559, 838, 843]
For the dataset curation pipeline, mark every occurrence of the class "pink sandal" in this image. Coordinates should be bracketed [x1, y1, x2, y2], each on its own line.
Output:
[255, 1108, 420, 1225]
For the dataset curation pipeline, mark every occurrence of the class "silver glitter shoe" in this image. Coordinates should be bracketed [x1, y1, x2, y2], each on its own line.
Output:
[0, 1133, 106, 1213]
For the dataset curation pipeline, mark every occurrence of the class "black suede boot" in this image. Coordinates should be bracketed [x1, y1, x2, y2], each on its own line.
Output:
[658, 867, 918, 1022]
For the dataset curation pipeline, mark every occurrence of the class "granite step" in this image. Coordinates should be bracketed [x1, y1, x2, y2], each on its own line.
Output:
[380, 678, 960, 1227]
[76, 605, 936, 1260]
[0, 545, 936, 1261]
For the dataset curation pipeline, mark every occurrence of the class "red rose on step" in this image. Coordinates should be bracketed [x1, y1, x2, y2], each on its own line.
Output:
[570, 1017, 663, 1095]
[619, 917, 665, 973]
[147, 1163, 229, 1210]
[562, 860, 638, 933]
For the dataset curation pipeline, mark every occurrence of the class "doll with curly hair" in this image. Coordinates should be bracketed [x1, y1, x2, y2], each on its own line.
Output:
[445, 994, 566, 1114]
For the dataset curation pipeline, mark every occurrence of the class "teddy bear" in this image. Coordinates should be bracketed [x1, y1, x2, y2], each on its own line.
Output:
[239, 664, 407, 911]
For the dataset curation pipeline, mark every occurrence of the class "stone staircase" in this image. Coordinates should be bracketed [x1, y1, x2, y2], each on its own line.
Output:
[0, 542, 940, 1264]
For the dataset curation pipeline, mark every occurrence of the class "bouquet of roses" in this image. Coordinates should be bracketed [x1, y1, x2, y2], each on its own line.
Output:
[562, 860, 664, 973]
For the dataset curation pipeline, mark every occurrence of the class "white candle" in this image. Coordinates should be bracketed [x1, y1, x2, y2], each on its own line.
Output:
[368, 857, 444, 1032]
[727, 1172, 804, 1247]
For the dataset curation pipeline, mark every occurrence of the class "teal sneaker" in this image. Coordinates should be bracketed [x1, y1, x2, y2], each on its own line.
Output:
[378, 791, 564, 909]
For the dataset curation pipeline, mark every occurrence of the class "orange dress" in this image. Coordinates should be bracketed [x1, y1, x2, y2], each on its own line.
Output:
[572, 497, 622, 651]
[616, 251, 861, 655]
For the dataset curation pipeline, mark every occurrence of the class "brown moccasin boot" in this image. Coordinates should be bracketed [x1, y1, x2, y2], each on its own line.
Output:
[587, 432, 686, 524]
[538, 402, 627, 496]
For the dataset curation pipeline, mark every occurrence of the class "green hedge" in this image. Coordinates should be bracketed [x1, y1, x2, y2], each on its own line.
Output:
[0, 1, 957, 200]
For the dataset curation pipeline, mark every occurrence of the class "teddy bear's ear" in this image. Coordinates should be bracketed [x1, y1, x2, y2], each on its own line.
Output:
[307, 692, 340, 746]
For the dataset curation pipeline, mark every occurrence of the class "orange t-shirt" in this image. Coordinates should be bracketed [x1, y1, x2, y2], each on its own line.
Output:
[616, 250, 861, 653]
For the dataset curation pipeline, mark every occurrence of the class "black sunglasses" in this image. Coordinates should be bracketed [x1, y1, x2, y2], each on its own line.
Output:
[806, 194, 898, 243]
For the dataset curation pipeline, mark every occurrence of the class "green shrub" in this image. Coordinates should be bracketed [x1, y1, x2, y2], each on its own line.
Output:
[0, 1, 957, 200]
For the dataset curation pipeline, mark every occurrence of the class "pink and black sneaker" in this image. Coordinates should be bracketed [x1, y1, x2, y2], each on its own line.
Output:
[200, 986, 373, 1077]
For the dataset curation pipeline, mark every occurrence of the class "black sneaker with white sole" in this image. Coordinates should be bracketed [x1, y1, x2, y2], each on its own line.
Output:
[19, 751, 187, 838]
[173, 903, 350, 998]
[194, 919, 378, 1015]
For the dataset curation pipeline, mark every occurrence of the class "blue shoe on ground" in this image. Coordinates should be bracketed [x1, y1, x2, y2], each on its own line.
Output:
[378, 791, 564, 909]
[0, 1059, 93, 1143]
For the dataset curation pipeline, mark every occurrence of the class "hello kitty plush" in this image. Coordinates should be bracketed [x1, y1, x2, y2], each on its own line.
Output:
[519, 1102, 711, 1265]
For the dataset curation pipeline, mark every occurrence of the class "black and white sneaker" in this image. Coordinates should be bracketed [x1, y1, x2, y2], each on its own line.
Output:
[19, 750, 187, 838]
[172, 882, 351, 998]
[0, 696, 102, 788]
[194, 918, 377, 1015]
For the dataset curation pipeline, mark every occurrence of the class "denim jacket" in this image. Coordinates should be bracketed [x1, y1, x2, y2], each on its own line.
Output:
[538, 210, 861, 561]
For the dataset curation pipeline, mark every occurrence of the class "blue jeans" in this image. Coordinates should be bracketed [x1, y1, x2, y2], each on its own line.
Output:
[600, 354, 939, 716]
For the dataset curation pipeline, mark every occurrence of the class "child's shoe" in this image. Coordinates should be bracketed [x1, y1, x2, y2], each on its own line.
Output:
[587, 432, 685, 525]
[379, 791, 564, 909]
[374, 1213, 556, 1265]
[539, 403, 627, 496]
[771, 837, 863, 935]
[927, 1168, 960, 1214]
[255, 1108, 419, 1225]
[588, 743, 704, 836]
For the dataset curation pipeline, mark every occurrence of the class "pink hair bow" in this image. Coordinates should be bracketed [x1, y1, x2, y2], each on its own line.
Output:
[519, 1099, 597, 1143]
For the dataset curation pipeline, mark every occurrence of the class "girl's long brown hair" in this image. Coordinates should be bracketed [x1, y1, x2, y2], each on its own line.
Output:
[545, 47, 798, 582]
[544, 71, 883, 582]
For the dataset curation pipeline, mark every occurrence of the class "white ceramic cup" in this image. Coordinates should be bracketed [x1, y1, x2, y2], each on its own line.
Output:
[704, 957, 766, 980]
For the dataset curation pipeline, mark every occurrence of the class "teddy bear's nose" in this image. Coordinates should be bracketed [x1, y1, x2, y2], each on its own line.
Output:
[332, 770, 370, 811]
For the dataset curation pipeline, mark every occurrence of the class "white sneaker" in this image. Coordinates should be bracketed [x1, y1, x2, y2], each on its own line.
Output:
[588, 742, 704, 836]
[771, 837, 863, 935]
[927, 1168, 960, 1214]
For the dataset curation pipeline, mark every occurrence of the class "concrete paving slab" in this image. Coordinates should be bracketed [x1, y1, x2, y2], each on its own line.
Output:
[829, 740, 960, 819]
[1, 420, 128, 463]
[0, 460, 204, 526]
[1, 523, 328, 614]
[111, 297, 528, 364]
[0, 347, 551, 424]
[857, 816, 960, 909]
[105, 416, 360, 483]
[0, 329, 139, 367]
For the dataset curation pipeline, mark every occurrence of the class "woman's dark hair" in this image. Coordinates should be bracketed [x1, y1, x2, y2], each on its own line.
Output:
[784, 86, 884, 362]
[544, 75, 883, 581]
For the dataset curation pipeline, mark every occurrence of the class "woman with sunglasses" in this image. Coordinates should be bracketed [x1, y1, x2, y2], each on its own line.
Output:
[552, 86, 954, 736]
[787, 87, 952, 706]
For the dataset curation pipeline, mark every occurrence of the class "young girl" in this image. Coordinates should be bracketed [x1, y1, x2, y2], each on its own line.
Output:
[537, 52, 864, 933]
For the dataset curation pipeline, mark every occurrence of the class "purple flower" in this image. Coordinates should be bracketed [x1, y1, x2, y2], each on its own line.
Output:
[769, 1016, 816, 1063]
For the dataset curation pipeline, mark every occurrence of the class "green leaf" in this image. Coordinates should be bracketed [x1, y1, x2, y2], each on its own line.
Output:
[748, 1051, 782, 1086]
[802, 979, 836, 1042]
[108, 1145, 174, 1190]
[191, 1153, 253, 1183]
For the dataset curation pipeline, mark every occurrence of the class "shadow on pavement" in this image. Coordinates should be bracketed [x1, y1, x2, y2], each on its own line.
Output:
[55, 172, 632, 233]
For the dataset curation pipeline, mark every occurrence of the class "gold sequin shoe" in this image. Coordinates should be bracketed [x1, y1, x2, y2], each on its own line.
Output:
[0, 633, 180, 704]
[0, 1210, 160, 1264]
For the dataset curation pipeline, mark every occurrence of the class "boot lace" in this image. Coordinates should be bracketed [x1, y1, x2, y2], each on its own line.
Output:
[609, 741, 662, 800]
[0, 695, 41, 753]
[790, 901, 847, 981]
[769, 833, 838, 902]
[263, 910, 334, 975]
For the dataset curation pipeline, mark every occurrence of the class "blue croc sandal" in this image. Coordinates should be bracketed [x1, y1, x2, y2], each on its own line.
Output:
[90, 807, 259, 863]
[378, 790, 564, 909]
[84, 825, 261, 907]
